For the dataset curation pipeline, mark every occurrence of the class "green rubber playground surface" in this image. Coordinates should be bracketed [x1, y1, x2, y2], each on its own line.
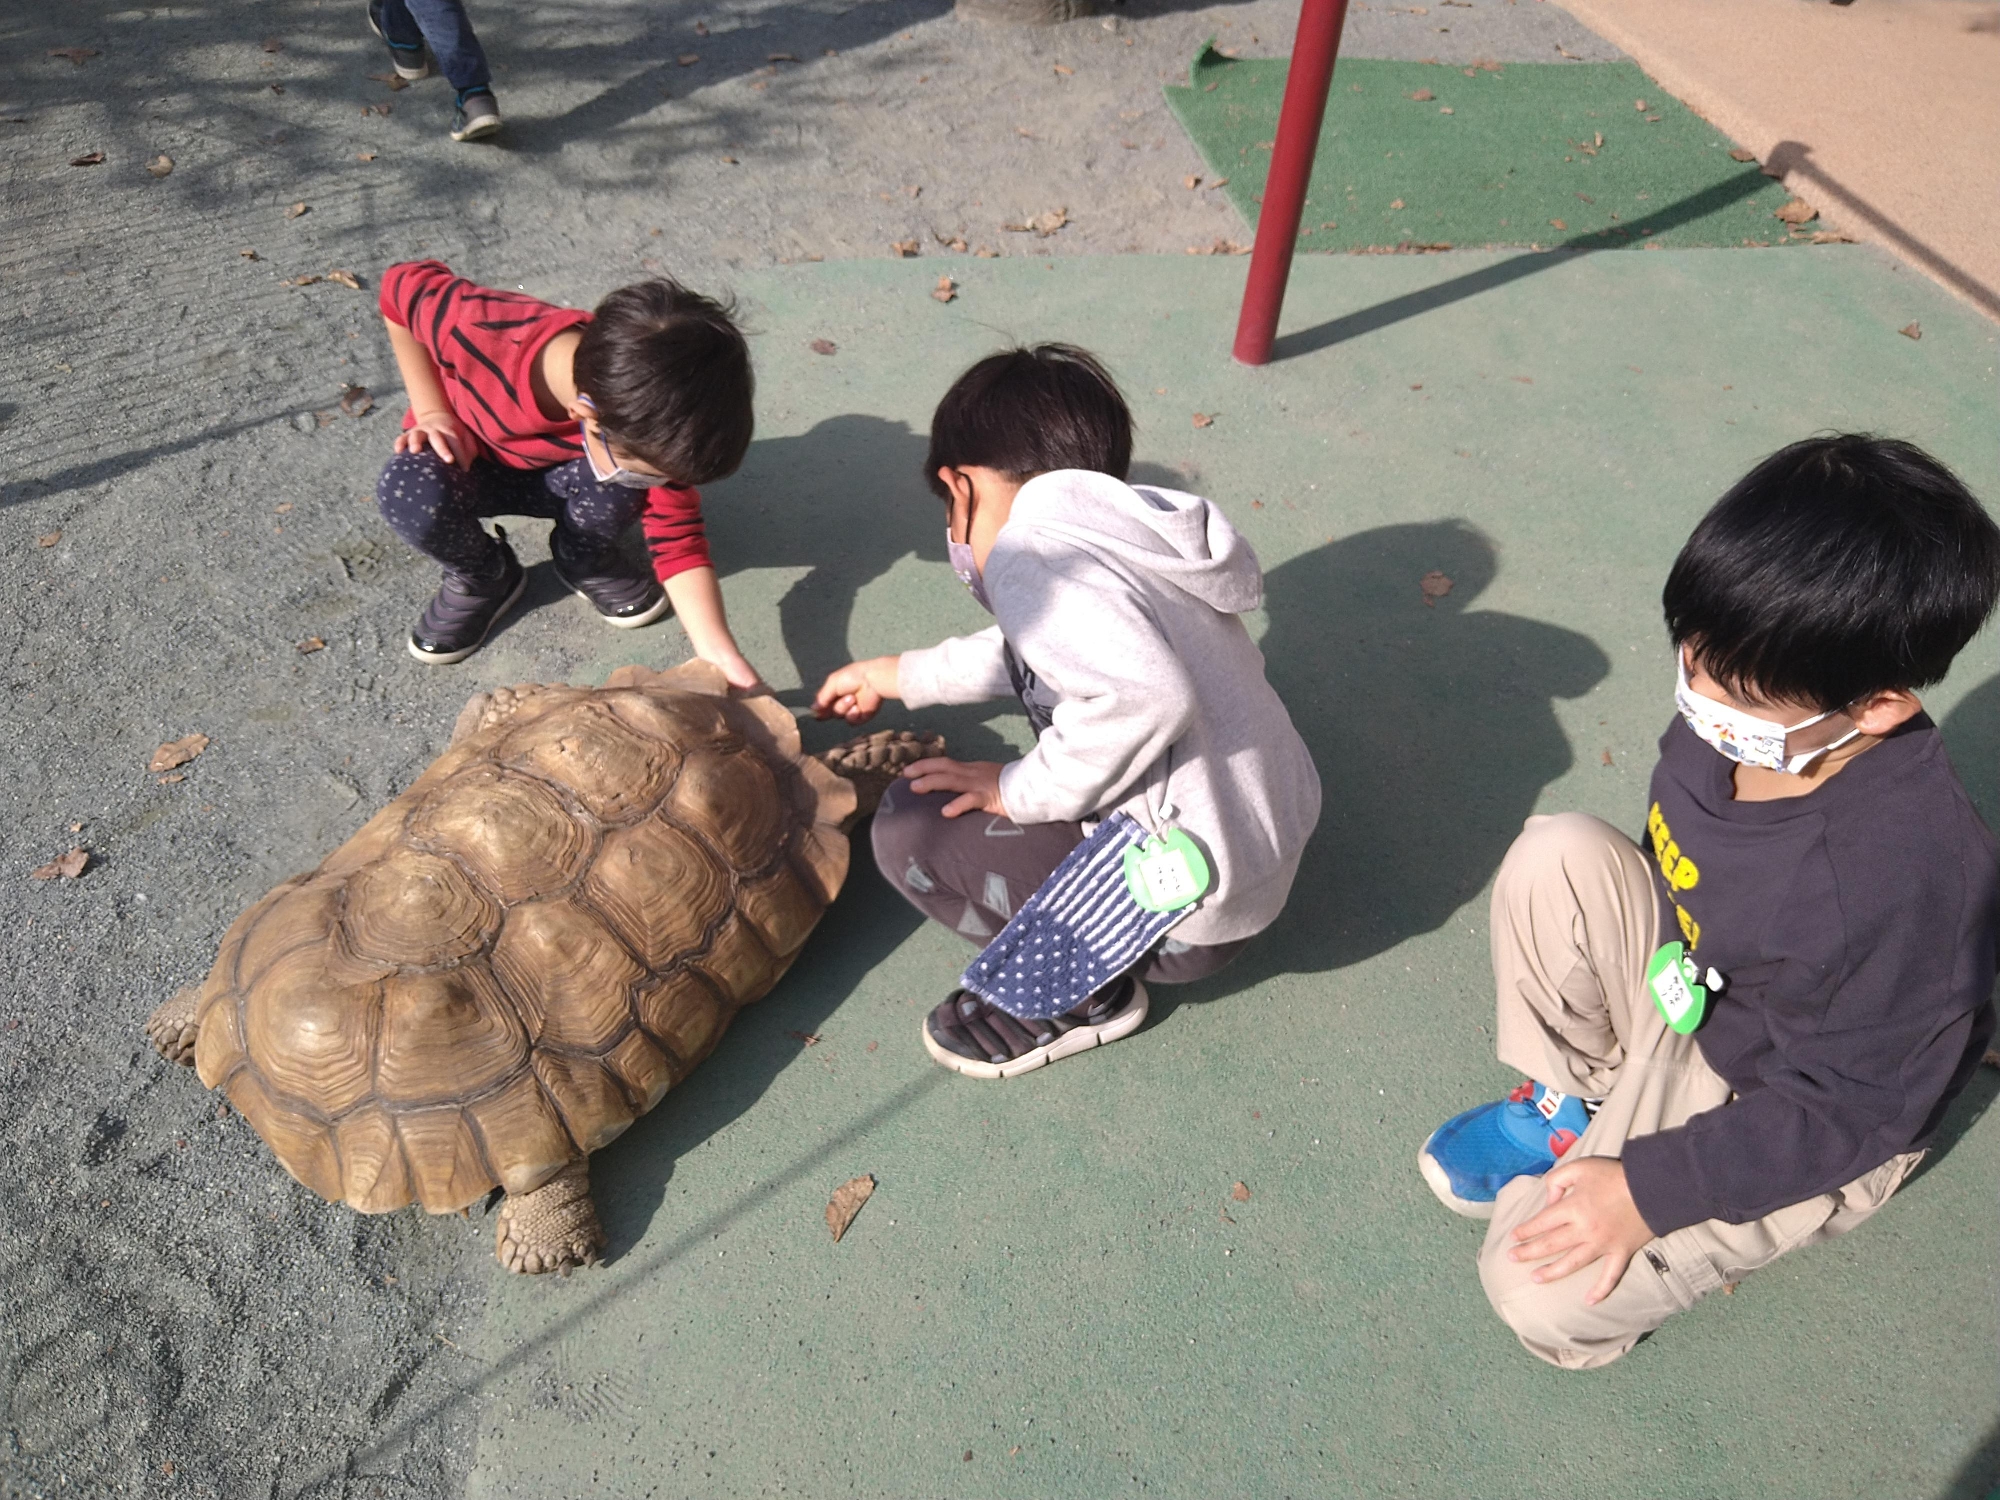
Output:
[436, 245, 2000, 1499]
[1165, 51, 1808, 253]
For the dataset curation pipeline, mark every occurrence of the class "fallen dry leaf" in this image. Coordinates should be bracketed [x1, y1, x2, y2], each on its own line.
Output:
[1231, 1181, 1251, 1202]
[931, 275, 957, 303]
[273, 502, 294, 514]
[1774, 199, 1817, 225]
[149, 733, 209, 773]
[786, 1029, 822, 1045]
[1809, 230, 1854, 244]
[70, 151, 105, 167]
[261, 35, 284, 52]
[1407, 88, 1434, 101]
[677, 53, 699, 65]
[285, 201, 308, 219]
[356, 151, 378, 161]
[826, 1174, 875, 1241]
[36, 531, 61, 548]
[156, 772, 185, 785]
[367, 72, 409, 90]
[1602, 748, 1615, 766]
[1002, 207, 1068, 237]
[339, 383, 373, 417]
[1186, 238, 1251, 256]
[1549, 218, 1567, 231]
[1210, 176, 1229, 188]
[1439, 106, 1454, 114]
[1900, 322, 1922, 341]
[974, 246, 999, 258]
[1728, 147, 1756, 162]
[1184, 174, 1202, 190]
[890, 238, 919, 257]
[1053, 63, 1074, 76]
[1555, 43, 1581, 58]
[30, 849, 90, 881]
[768, 51, 797, 61]
[239, 248, 259, 260]
[1389, 198, 1406, 210]
[280, 274, 321, 287]
[1634, 98, 1648, 112]
[719, 155, 738, 164]
[325, 268, 363, 290]
[146, 154, 174, 178]
[810, 338, 837, 355]
[1191, 412, 1214, 429]
[48, 47, 99, 65]
[1420, 570, 1454, 606]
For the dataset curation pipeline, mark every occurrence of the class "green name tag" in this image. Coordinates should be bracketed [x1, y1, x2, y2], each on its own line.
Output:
[1122, 828, 1211, 914]
[1645, 940, 1708, 1034]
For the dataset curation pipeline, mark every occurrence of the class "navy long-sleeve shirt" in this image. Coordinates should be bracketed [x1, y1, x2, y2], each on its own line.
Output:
[1622, 714, 1998, 1237]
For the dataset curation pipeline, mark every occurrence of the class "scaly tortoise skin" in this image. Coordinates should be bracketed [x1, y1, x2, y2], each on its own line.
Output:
[145, 660, 940, 1274]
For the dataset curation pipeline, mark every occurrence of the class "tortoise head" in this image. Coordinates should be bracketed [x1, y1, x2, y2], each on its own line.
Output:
[819, 730, 945, 826]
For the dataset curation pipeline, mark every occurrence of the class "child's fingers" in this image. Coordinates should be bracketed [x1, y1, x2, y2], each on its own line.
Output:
[940, 790, 982, 819]
[1583, 1248, 1634, 1305]
[902, 757, 959, 781]
[1529, 1244, 1600, 1286]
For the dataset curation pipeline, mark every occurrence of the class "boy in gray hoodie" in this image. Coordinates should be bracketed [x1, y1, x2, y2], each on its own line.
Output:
[814, 346, 1321, 1077]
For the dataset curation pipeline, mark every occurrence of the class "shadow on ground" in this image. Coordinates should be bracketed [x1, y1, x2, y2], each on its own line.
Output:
[1162, 518, 1607, 1008]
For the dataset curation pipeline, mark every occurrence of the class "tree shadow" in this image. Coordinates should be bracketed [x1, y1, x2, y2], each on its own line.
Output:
[1164, 518, 1609, 1005]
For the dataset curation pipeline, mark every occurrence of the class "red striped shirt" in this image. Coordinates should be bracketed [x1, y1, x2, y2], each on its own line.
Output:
[379, 259, 712, 582]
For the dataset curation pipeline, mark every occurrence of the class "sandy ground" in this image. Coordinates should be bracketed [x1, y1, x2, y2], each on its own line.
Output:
[0, 2, 1619, 1496]
[1554, 0, 2000, 320]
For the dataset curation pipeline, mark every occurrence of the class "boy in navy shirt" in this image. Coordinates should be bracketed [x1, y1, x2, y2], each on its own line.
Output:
[1420, 435, 2000, 1367]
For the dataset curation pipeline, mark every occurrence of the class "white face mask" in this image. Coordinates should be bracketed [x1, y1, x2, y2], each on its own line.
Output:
[1674, 651, 1860, 774]
[576, 396, 663, 490]
[945, 477, 993, 613]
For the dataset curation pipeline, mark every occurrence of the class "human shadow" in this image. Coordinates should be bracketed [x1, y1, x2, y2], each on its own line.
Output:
[1174, 518, 1609, 1001]
[1939, 1415, 2000, 1500]
[1941, 669, 2000, 834]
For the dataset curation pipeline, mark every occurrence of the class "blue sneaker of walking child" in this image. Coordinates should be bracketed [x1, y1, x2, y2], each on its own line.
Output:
[1418, 1080, 1592, 1219]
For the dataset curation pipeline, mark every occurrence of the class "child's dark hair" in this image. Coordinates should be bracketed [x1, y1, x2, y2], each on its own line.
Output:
[573, 280, 753, 485]
[1663, 434, 2000, 709]
[924, 344, 1132, 499]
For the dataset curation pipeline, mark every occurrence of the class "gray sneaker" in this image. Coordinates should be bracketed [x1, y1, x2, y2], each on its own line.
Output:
[450, 88, 501, 142]
[365, 0, 432, 79]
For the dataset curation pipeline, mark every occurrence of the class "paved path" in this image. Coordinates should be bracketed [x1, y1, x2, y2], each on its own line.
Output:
[1555, 0, 2000, 320]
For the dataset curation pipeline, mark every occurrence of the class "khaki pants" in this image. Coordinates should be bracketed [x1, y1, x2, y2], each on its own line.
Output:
[1477, 813, 1923, 1369]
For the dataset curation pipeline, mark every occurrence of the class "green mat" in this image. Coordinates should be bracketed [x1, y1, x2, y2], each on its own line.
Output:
[1165, 51, 1809, 253]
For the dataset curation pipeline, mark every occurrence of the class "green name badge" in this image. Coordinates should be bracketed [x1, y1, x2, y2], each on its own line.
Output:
[1122, 828, 1212, 914]
[1645, 940, 1708, 1034]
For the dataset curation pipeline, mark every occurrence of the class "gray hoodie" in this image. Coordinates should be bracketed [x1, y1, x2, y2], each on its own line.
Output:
[897, 469, 1322, 946]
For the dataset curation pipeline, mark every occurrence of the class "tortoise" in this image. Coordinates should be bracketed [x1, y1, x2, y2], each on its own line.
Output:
[144, 660, 939, 1274]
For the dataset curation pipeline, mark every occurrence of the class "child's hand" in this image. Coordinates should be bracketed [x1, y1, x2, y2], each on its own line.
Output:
[396, 408, 474, 469]
[699, 646, 766, 694]
[1508, 1157, 1654, 1305]
[904, 757, 1007, 820]
[813, 656, 901, 723]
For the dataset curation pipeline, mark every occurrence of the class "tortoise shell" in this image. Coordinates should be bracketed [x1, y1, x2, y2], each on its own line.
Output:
[190, 661, 856, 1215]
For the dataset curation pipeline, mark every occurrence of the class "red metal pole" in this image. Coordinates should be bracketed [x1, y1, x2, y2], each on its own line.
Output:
[1231, 0, 1351, 365]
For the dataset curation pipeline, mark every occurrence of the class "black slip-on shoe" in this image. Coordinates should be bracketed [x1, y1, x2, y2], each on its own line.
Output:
[550, 532, 670, 628]
[407, 537, 525, 664]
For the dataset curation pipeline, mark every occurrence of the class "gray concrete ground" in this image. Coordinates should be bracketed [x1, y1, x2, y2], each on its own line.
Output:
[0, 1, 1642, 1496]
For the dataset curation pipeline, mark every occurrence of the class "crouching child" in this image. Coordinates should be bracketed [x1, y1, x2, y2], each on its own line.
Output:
[1419, 434, 2000, 1367]
[814, 345, 1321, 1075]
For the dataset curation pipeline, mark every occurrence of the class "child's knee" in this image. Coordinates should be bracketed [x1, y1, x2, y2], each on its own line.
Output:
[1476, 1214, 1670, 1370]
[1494, 812, 1632, 903]
[376, 451, 452, 513]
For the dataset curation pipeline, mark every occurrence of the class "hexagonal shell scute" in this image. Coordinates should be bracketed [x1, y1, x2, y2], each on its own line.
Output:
[372, 966, 531, 1109]
[407, 766, 597, 905]
[493, 701, 679, 825]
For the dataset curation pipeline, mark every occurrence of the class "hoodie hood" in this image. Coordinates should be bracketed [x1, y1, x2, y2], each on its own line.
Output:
[1003, 469, 1264, 614]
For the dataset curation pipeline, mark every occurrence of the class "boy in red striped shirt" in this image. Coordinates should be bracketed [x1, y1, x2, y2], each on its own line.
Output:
[376, 259, 761, 682]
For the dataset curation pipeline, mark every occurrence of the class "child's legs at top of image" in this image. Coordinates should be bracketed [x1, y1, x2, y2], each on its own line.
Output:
[537, 459, 650, 563]
[1475, 811, 1923, 1368]
[869, 780, 1249, 988]
[377, 450, 552, 580]
[377, 0, 491, 91]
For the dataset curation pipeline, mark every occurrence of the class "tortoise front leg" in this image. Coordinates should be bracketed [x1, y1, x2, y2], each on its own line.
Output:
[144, 986, 202, 1067]
[495, 1159, 604, 1275]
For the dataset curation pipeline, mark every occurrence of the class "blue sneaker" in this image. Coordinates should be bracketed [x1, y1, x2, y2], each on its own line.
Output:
[1418, 1080, 1593, 1218]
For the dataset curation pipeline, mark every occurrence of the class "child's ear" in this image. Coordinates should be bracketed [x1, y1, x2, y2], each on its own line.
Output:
[1852, 688, 1923, 737]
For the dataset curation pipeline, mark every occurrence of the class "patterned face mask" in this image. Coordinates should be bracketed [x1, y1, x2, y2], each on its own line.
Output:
[947, 533, 993, 613]
[1674, 651, 1859, 774]
[576, 396, 663, 490]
